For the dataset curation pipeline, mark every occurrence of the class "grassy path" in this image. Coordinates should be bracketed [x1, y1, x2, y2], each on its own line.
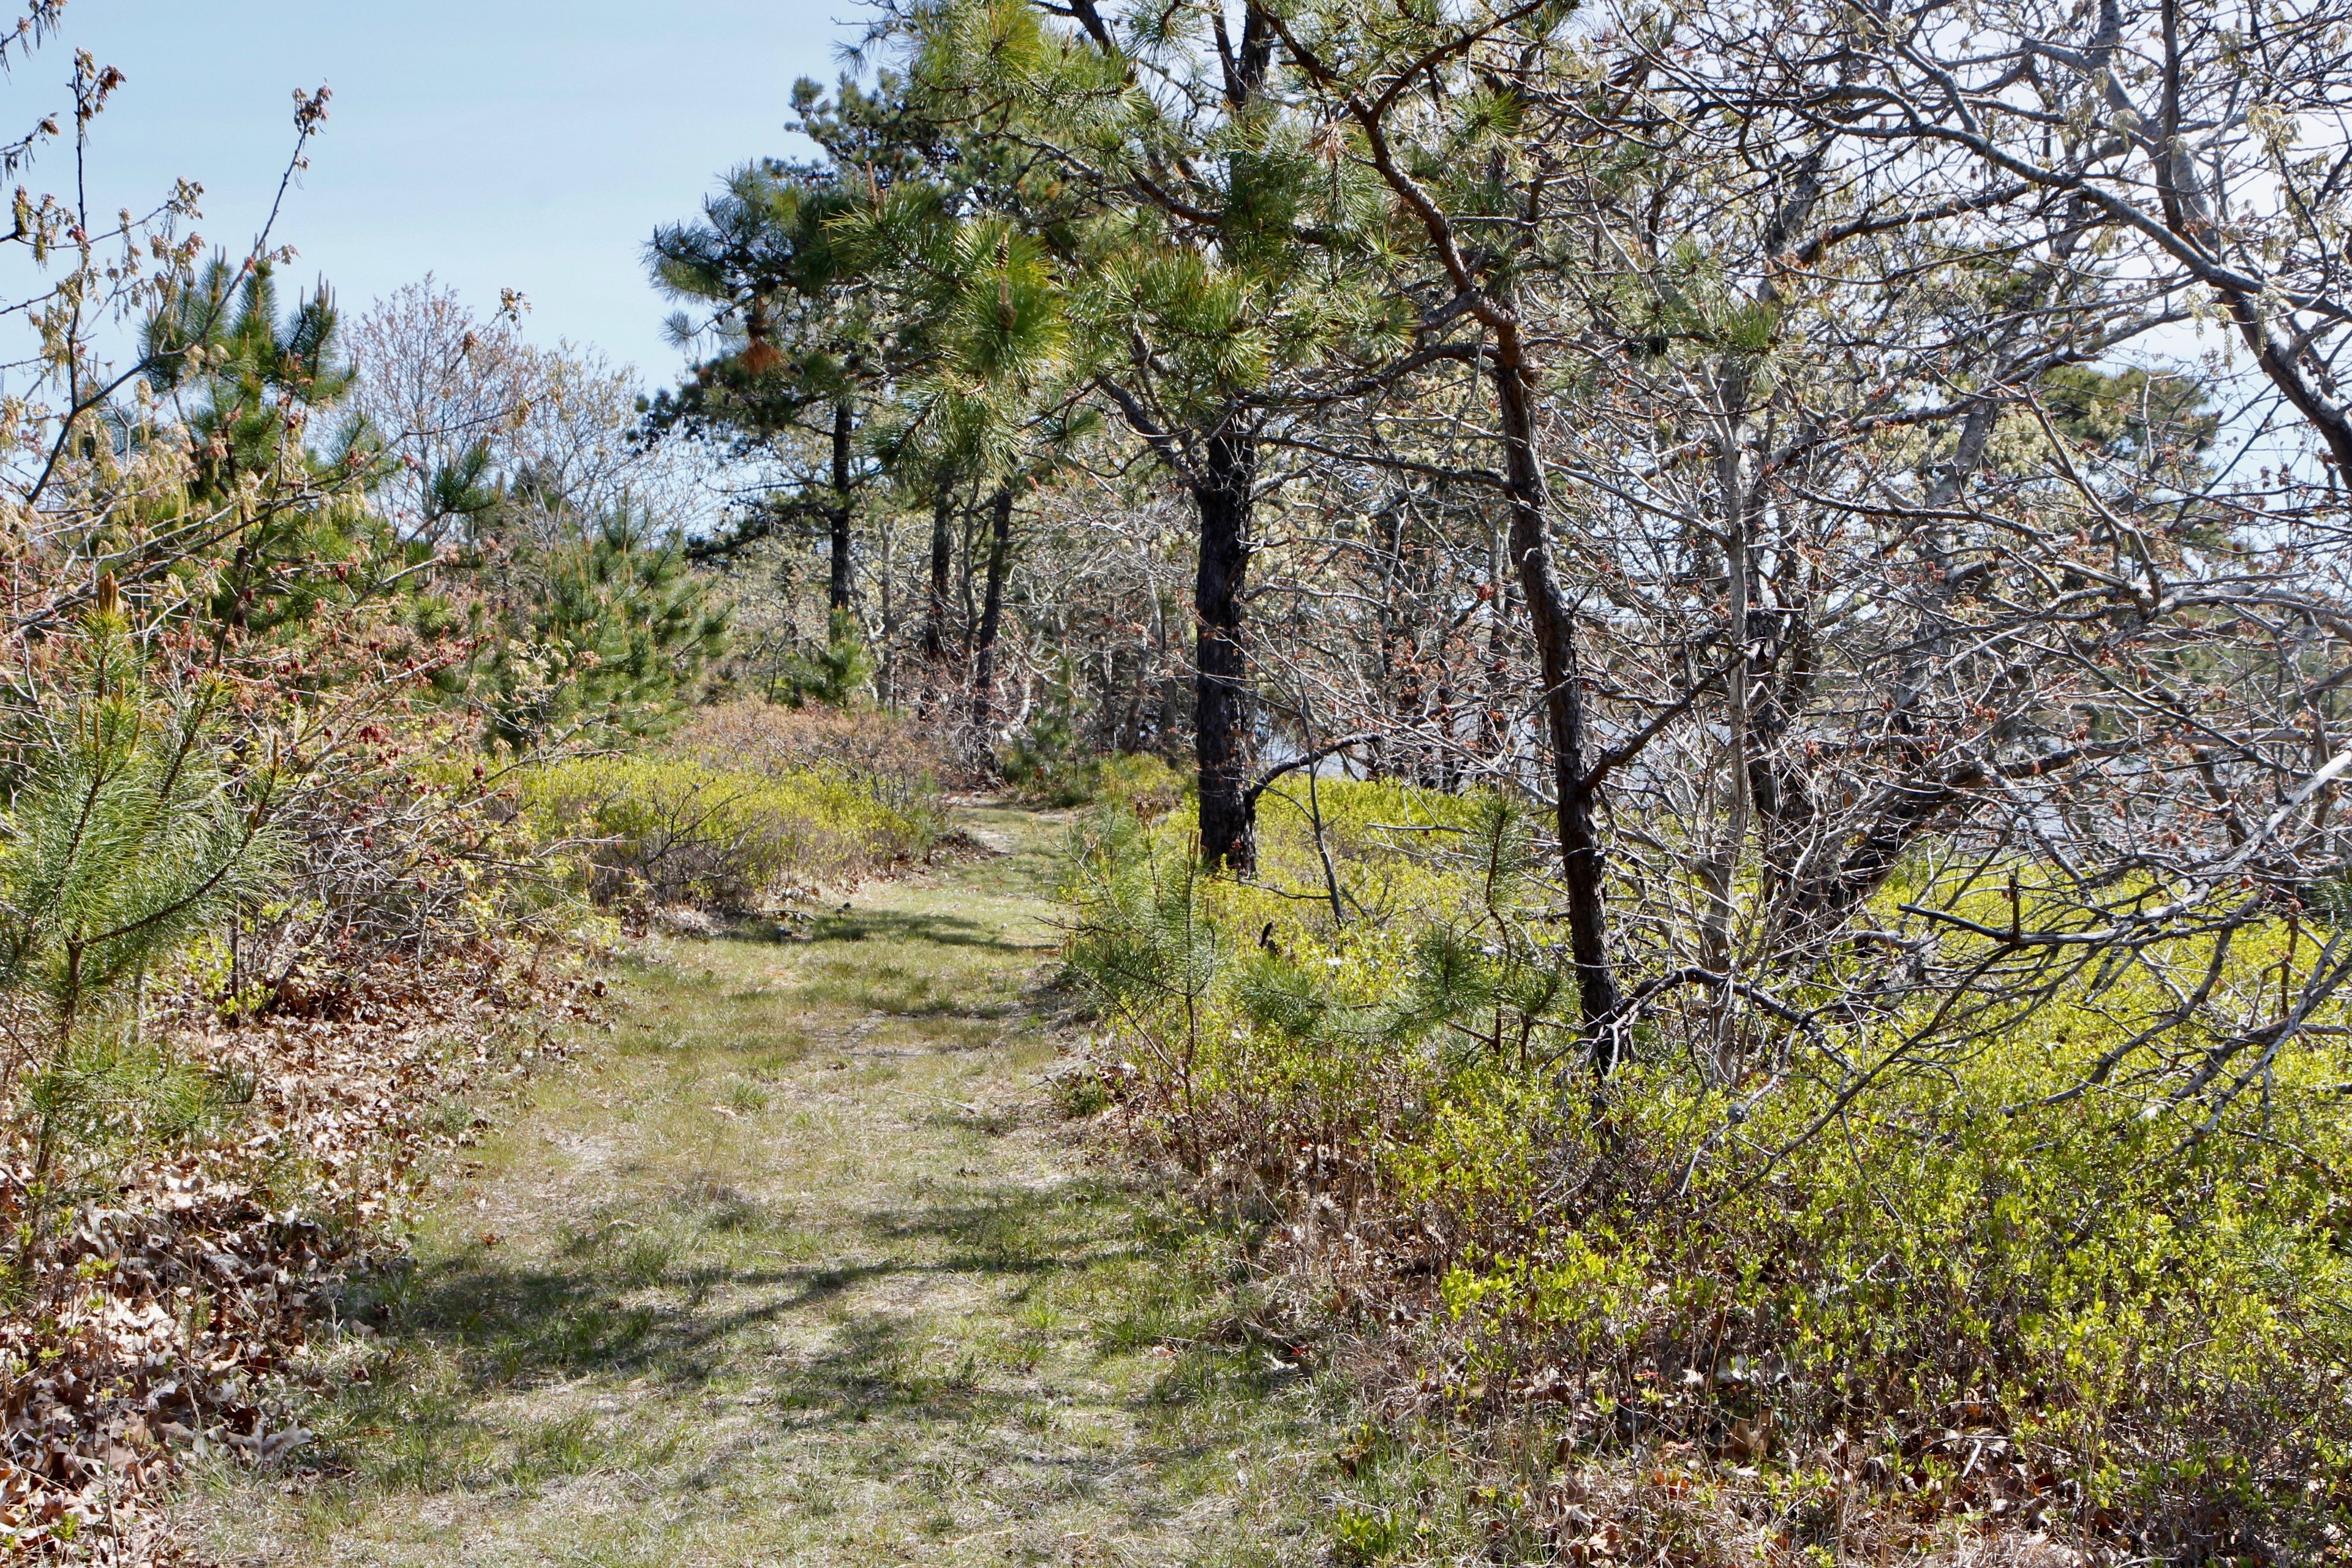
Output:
[183, 806, 1343, 1567]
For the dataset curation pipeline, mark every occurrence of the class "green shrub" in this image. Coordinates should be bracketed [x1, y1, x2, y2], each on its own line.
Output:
[1058, 782, 2352, 1558]
[522, 752, 937, 912]
[773, 609, 872, 709]
[0, 606, 290, 1256]
[459, 501, 729, 752]
[998, 657, 1082, 793]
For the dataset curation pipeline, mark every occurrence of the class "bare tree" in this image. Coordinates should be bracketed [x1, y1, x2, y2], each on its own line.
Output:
[353, 281, 718, 545]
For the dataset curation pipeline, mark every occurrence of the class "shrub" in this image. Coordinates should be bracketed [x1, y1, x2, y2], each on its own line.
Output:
[1000, 658, 1083, 791]
[668, 699, 946, 816]
[522, 750, 938, 913]
[1058, 783, 2352, 1562]
[772, 609, 873, 708]
[1015, 748, 1191, 812]
[457, 500, 729, 753]
[0, 608, 290, 1257]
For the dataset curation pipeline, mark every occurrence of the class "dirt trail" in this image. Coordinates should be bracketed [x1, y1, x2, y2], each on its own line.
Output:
[182, 805, 1338, 1568]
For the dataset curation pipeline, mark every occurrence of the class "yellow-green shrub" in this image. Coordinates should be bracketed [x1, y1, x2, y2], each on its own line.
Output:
[1058, 782, 2352, 1558]
[522, 752, 937, 911]
[1016, 748, 1191, 812]
[668, 699, 947, 813]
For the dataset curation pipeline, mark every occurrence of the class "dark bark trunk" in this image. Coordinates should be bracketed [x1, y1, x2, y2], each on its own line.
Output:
[827, 399, 854, 612]
[1491, 327, 1620, 1036]
[922, 484, 952, 663]
[959, 503, 978, 655]
[970, 488, 1013, 733]
[1434, 676, 1455, 791]
[1193, 430, 1256, 873]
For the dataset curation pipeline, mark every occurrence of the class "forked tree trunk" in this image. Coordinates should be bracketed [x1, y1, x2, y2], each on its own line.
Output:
[1193, 429, 1256, 873]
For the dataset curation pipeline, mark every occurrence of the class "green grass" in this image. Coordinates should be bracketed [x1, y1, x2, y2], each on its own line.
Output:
[177, 805, 1354, 1567]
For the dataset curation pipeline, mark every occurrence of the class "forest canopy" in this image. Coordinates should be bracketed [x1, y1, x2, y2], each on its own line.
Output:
[659, 0, 2352, 1115]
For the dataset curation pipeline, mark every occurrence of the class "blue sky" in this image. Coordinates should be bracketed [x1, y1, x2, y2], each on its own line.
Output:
[46, 1, 857, 378]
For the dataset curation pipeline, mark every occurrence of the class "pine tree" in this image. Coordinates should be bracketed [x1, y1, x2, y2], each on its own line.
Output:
[142, 255, 363, 496]
[652, 83, 1088, 744]
[139, 255, 395, 647]
[778, 608, 875, 707]
[0, 586, 288, 1256]
[884, 0, 1402, 869]
[647, 162, 881, 610]
[838, 183, 1090, 744]
[462, 496, 730, 752]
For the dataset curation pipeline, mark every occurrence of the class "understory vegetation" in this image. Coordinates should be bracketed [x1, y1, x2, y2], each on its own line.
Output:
[1062, 790, 2352, 1564]
[521, 703, 946, 914]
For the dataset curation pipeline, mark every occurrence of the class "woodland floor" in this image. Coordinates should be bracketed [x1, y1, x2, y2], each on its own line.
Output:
[178, 805, 1353, 1568]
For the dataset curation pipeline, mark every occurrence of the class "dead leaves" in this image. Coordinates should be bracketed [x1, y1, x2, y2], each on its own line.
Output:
[0, 951, 597, 1561]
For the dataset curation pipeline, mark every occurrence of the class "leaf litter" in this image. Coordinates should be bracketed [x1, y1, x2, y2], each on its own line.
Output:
[0, 949, 600, 1563]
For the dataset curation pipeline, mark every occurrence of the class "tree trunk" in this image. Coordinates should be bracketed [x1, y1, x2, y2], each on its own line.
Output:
[1781, 394, 2000, 941]
[1193, 429, 1256, 873]
[923, 483, 952, 663]
[970, 487, 1013, 733]
[827, 399, 854, 612]
[1491, 325, 1619, 1036]
[877, 505, 897, 708]
[959, 502, 979, 655]
[1698, 385, 1753, 986]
